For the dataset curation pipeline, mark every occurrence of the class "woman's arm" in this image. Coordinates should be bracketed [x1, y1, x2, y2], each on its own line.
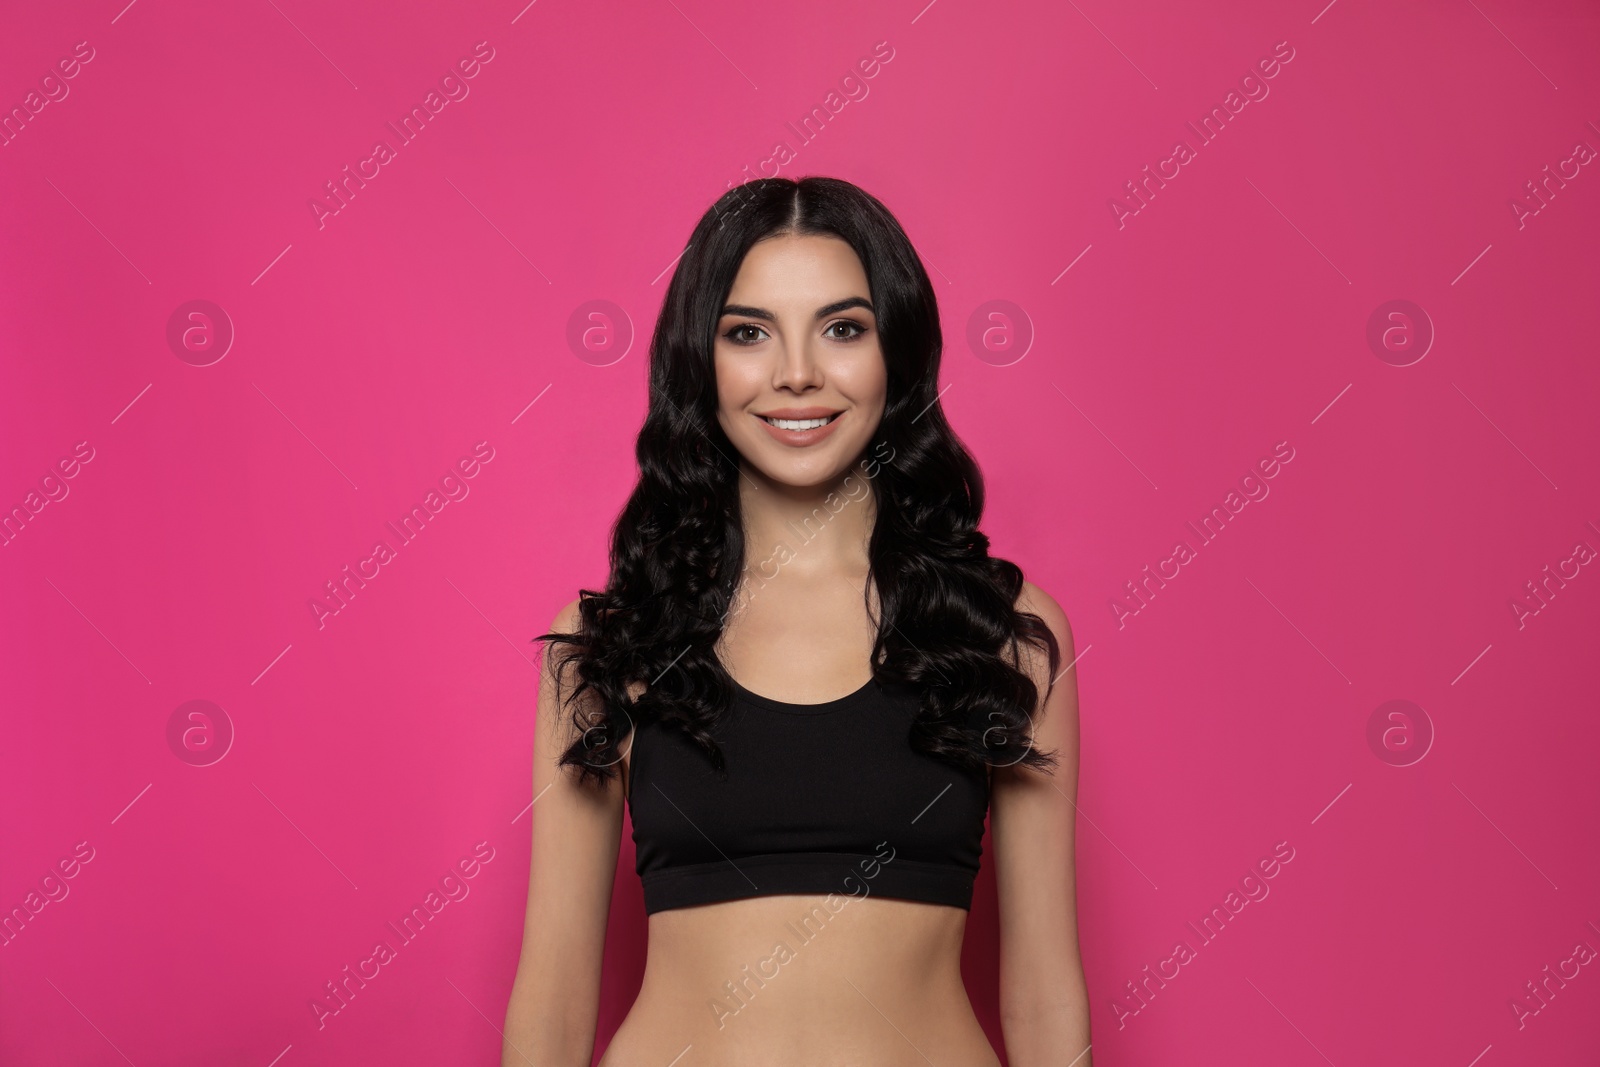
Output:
[992, 581, 1092, 1067]
[502, 598, 626, 1066]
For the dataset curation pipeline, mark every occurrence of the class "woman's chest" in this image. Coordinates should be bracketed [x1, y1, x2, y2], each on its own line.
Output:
[625, 694, 989, 872]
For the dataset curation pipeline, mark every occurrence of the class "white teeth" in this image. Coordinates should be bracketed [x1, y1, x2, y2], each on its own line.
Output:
[763, 415, 834, 431]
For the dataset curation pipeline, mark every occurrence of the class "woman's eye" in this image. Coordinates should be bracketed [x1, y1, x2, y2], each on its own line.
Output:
[827, 320, 866, 340]
[725, 324, 767, 345]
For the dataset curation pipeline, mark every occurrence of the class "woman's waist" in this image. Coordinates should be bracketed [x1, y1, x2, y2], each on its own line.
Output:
[643, 889, 969, 970]
[604, 999, 999, 1067]
[613, 916, 995, 1066]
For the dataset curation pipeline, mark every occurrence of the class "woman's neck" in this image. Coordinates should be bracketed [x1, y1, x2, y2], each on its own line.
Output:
[735, 460, 877, 578]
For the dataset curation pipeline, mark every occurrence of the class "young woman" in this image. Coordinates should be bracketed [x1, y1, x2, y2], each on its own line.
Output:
[502, 176, 1090, 1066]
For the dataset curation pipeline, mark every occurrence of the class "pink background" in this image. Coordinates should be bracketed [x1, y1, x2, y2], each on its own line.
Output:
[4, 0, 1599, 1063]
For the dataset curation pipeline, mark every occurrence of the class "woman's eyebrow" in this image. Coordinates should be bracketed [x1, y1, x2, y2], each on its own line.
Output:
[720, 297, 875, 321]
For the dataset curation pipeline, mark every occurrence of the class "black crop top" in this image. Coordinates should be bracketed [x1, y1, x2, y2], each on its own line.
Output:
[626, 672, 990, 915]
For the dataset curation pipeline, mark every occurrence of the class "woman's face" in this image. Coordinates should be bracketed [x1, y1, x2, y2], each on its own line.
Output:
[713, 233, 888, 490]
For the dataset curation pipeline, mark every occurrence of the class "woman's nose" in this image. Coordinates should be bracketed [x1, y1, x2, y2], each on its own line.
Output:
[773, 340, 824, 390]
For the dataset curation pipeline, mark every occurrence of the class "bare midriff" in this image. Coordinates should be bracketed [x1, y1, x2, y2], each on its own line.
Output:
[597, 892, 1000, 1067]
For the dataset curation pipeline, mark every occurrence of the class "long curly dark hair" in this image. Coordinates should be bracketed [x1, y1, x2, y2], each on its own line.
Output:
[539, 175, 1060, 787]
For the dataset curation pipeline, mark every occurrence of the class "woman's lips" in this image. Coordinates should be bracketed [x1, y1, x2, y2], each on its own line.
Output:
[753, 410, 842, 447]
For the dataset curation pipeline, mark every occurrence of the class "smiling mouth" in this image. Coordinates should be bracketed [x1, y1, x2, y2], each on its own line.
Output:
[758, 413, 841, 431]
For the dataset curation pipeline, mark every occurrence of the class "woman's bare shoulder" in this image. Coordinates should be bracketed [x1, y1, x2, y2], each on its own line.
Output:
[1016, 579, 1072, 638]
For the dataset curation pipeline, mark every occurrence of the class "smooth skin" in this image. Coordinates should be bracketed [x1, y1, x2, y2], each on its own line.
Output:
[502, 234, 1090, 1066]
